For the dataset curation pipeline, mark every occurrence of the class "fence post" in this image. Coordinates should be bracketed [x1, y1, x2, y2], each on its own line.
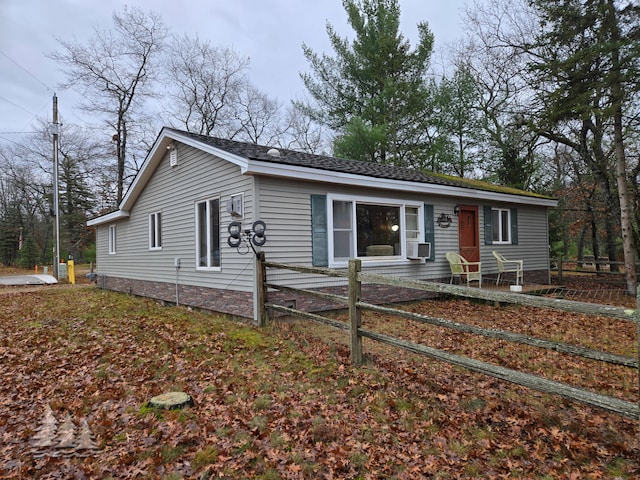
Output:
[256, 251, 267, 327]
[557, 256, 563, 284]
[349, 259, 363, 366]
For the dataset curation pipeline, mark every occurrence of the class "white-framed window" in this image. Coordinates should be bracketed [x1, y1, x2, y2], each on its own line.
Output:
[195, 198, 220, 269]
[149, 211, 162, 250]
[491, 208, 511, 243]
[327, 194, 422, 266]
[108, 224, 117, 255]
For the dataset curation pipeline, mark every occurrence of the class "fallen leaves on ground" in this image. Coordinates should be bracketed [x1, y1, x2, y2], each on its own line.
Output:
[0, 284, 638, 479]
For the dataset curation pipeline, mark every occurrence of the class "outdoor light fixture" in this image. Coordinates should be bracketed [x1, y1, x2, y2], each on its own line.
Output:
[437, 212, 453, 229]
[166, 142, 176, 151]
[453, 205, 460, 216]
[227, 220, 267, 256]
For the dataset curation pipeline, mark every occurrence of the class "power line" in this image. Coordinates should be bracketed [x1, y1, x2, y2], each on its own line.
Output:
[0, 49, 55, 94]
[0, 135, 27, 146]
[0, 95, 39, 117]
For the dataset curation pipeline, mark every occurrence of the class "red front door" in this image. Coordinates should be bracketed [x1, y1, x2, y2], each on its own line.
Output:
[458, 205, 480, 268]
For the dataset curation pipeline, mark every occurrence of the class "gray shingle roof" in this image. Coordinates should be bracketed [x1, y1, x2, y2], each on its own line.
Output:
[167, 128, 548, 199]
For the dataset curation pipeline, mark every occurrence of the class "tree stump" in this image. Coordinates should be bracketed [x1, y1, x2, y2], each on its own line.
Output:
[148, 391, 193, 410]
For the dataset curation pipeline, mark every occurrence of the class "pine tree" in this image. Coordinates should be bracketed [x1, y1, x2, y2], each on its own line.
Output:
[530, 0, 640, 293]
[301, 0, 434, 166]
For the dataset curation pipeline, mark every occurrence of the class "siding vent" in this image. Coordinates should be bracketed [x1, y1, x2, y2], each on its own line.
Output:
[167, 142, 178, 166]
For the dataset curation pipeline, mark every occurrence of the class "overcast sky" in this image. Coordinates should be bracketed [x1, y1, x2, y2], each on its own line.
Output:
[0, 0, 469, 145]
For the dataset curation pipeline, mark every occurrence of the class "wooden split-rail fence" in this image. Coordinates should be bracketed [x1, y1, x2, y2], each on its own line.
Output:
[255, 253, 639, 434]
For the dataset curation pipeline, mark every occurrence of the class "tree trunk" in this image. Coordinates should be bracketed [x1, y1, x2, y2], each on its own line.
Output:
[148, 391, 193, 410]
[607, 0, 637, 294]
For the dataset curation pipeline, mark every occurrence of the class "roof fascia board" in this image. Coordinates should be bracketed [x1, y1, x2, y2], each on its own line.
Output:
[120, 129, 250, 212]
[87, 210, 130, 227]
[166, 130, 250, 171]
[245, 160, 558, 207]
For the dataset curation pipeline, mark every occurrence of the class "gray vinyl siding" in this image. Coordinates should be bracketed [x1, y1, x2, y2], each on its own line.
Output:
[255, 178, 551, 288]
[256, 178, 464, 288]
[95, 144, 256, 292]
[479, 204, 550, 276]
[94, 147, 552, 294]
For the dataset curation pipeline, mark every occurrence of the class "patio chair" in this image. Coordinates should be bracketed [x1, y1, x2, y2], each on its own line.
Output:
[445, 252, 482, 287]
[492, 251, 523, 285]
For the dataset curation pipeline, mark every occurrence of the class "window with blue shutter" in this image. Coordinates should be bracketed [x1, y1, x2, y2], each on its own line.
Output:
[311, 195, 328, 267]
[483, 206, 493, 245]
[424, 204, 435, 261]
[510, 208, 518, 245]
[484, 206, 518, 245]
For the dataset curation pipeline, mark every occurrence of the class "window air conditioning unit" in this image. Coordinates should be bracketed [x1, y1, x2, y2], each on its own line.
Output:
[226, 194, 244, 218]
[407, 242, 431, 259]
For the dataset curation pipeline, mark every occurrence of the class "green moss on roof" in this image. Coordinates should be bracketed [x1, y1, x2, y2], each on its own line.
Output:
[428, 171, 553, 199]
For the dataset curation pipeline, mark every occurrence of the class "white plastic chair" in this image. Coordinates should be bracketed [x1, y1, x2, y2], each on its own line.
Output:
[492, 251, 523, 285]
[446, 252, 482, 287]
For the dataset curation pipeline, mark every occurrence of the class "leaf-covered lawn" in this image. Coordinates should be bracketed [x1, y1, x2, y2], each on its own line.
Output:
[0, 287, 638, 479]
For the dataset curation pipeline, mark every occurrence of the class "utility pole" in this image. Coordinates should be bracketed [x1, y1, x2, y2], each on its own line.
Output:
[52, 94, 60, 278]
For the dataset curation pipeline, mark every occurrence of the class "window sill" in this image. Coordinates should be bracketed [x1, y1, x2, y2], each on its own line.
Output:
[196, 267, 221, 272]
[330, 257, 422, 268]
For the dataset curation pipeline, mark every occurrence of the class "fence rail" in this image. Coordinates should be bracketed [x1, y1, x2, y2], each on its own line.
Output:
[260, 257, 640, 424]
[554, 257, 640, 283]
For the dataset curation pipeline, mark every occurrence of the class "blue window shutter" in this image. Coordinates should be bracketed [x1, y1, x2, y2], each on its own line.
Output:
[423, 204, 435, 261]
[483, 205, 493, 245]
[510, 208, 518, 245]
[311, 195, 328, 267]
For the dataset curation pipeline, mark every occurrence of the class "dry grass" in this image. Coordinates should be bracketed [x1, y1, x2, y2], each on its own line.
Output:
[0, 272, 638, 479]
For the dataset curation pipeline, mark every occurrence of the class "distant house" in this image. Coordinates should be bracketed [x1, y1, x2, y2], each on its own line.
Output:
[88, 127, 557, 322]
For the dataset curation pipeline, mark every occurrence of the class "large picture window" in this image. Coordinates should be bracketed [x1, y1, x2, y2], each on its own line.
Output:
[149, 211, 162, 250]
[492, 208, 511, 243]
[328, 195, 421, 265]
[196, 198, 220, 269]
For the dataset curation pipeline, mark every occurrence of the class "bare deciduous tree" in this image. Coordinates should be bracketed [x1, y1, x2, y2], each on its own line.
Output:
[50, 6, 166, 204]
[281, 98, 332, 154]
[163, 35, 250, 136]
[231, 84, 283, 145]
